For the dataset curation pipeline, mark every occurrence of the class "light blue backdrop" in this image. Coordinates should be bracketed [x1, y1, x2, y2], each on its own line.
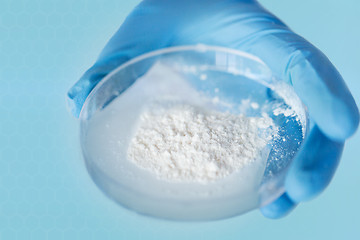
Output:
[0, 0, 359, 239]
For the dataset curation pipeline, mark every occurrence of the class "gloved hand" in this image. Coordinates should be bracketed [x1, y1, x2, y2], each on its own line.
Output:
[67, 0, 359, 218]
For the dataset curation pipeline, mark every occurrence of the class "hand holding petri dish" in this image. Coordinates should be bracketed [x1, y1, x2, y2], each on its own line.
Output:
[79, 45, 308, 220]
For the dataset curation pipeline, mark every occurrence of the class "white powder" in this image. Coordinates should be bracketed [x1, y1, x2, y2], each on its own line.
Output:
[127, 102, 276, 183]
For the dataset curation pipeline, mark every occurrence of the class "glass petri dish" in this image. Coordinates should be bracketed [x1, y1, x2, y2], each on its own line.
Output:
[79, 45, 309, 220]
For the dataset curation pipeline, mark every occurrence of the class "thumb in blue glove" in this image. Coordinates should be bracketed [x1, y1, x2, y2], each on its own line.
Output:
[67, 0, 359, 218]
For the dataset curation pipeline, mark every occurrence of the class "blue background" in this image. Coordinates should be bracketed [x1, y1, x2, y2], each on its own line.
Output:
[1, 0, 359, 239]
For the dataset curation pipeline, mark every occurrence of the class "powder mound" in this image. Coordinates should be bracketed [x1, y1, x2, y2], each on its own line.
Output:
[127, 103, 276, 183]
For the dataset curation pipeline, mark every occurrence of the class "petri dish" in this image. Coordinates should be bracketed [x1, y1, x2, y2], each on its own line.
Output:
[79, 45, 309, 220]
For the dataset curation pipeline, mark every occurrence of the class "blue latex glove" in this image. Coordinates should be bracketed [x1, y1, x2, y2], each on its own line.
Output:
[68, 0, 359, 218]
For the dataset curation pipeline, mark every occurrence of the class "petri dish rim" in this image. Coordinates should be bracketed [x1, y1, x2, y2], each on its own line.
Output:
[79, 44, 273, 120]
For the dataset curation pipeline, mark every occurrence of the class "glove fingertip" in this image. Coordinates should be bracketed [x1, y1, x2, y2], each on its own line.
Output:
[66, 92, 82, 118]
[67, 80, 91, 118]
[285, 126, 344, 202]
[260, 193, 297, 219]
